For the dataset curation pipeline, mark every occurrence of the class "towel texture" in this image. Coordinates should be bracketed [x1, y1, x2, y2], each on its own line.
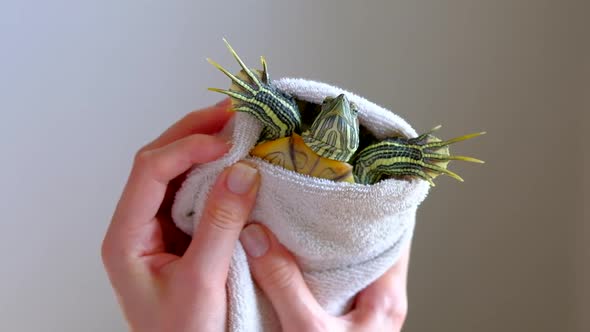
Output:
[172, 78, 430, 332]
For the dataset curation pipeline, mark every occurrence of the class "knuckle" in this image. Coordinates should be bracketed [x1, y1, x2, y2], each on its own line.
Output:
[360, 306, 407, 332]
[100, 240, 111, 265]
[180, 268, 221, 291]
[371, 294, 408, 326]
[100, 229, 132, 273]
[204, 202, 244, 231]
[389, 304, 408, 327]
[133, 149, 169, 181]
[100, 237, 118, 268]
[133, 149, 153, 170]
[264, 259, 297, 290]
[301, 315, 330, 332]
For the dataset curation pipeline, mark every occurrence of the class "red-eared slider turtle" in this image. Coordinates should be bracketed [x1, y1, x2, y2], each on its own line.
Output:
[251, 94, 360, 182]
[207, 39, 483, 185]
[208, 40, 360, 183]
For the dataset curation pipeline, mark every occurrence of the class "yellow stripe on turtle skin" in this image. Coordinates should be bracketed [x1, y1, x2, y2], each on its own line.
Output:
[353, 129, 485, 185]
[210, 86, 292, 132]
[301, 94, 359, 162]
[208, 39, 301, 142]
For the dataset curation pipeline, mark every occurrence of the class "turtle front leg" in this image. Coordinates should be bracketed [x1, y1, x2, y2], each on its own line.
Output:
[207, 39, 301, 141]
[353, 126, 485, 186]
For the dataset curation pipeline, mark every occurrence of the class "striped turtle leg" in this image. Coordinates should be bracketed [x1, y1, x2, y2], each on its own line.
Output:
[207, 39, 301, 141]
[353, 126, 485, 185]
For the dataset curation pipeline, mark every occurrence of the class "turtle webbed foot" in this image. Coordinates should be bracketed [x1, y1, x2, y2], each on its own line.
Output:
[206, 39, 269, 111]
[411, 126, 485, 185]
[207, 39, 300, 141]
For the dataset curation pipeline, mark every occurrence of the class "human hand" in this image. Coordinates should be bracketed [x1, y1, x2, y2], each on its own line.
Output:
[102, 99, 409, 332]
[102, 100, 262, 331]
[240, 223, 410, 332]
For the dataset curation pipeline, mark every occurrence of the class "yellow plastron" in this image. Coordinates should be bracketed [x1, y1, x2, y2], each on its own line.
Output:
[251, 134, 354, 183]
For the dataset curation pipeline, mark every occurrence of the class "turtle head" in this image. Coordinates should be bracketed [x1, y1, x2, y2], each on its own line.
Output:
[302, 94, 360, 162]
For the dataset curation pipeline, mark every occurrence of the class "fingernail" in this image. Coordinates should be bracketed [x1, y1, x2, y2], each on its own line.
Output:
[215, 98, 231, 107]
[240, 224, 269, 258]
[227, 162, 258, 194]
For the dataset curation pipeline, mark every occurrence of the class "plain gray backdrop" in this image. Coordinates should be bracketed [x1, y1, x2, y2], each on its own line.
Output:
[1, 1, 587, 331]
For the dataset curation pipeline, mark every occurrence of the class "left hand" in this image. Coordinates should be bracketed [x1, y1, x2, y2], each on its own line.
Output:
[102, 99, 258, 332]
[240, 223, 410, 332]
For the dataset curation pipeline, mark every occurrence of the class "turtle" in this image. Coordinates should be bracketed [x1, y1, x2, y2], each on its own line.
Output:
[251, 94, 360, 183]
[207, 39, 484, 186]
[207, 39, 360, 183]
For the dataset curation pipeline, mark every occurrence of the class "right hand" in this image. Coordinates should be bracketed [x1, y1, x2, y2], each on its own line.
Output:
[240, 223, 410, 332]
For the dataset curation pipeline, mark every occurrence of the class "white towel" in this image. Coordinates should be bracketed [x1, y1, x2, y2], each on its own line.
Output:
[172, 78, 431, 332]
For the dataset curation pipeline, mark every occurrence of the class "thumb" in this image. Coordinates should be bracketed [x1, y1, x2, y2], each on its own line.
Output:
[239, 224, 325, 329]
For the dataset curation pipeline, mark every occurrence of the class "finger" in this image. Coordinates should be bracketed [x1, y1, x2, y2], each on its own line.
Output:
[240, 223, 326, 329]
[112, 134, 230, 233]
[143, 98, 232, 150]
[181, 162, 260, 284]
[350, 245, 410, 330]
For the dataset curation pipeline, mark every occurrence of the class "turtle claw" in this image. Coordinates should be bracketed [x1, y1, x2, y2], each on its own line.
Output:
[420, 161, 465, 182]
[353, 128, 485, 185]
[207, 58, 256, 93]
[222, 38, 264, 86]
[403, 168, 436, 186]
[440, 155, 485, 163]
[259, 56, 269, 83]
[417, 130, 485, 184]
[207, 39, 301, 141]
[207, 87, 249, 100]
[422, 131, 487, 149]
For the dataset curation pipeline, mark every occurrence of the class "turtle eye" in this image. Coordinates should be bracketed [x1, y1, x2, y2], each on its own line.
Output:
[350, 102, 359, 114]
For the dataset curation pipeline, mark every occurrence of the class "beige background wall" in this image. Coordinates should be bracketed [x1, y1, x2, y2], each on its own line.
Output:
[581, 37, 589, 332]
[1, 1, 586, 331]
[581, 95, 588, 330]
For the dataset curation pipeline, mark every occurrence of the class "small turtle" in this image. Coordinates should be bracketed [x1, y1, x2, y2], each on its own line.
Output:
[251, 94, 360, 183]
[207, 39, 483, 185]
[208, 39, 360, 183]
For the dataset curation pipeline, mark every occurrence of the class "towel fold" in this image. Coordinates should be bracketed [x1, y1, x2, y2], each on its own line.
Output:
[172, 78, 430, 332]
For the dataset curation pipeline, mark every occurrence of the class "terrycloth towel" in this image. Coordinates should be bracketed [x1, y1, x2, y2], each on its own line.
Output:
[172, 78, 431, 332]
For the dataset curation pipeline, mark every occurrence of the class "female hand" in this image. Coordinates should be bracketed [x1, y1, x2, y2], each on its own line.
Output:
[240, 223, 409, 332]
[102, 99, 409, 331]
[102, 100, 263, 331]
